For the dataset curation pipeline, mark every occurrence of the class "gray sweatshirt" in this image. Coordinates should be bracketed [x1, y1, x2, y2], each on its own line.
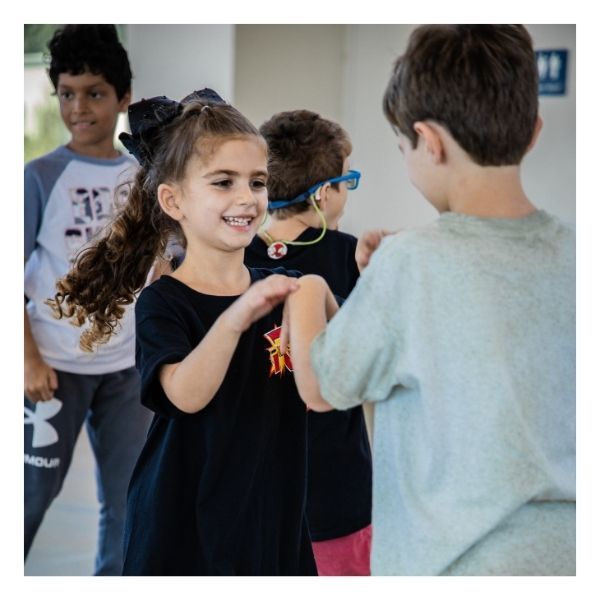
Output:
[311, 210, 575, 575]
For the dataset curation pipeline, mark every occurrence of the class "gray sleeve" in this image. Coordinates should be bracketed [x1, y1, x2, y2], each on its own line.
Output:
[310, 239, 409, 408]
[24, 166, 45, 261]
[24, 153, 70, 261]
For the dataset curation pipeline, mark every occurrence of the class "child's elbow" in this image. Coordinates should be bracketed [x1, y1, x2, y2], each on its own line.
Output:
[166, 390, 209, 414]
[296, 382, 334, 412]
[307, 397, 335, 412]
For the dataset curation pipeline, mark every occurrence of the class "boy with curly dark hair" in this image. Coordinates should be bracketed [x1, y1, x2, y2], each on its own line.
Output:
[24, 25, 151, 575]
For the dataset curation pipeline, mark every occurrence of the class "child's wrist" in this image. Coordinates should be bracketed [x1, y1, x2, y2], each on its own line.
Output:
[24, 347, 44, 364]
[215, 307, 247, 337]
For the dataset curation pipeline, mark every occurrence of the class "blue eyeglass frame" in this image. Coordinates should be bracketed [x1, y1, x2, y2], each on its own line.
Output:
[268, 169, 362, 209]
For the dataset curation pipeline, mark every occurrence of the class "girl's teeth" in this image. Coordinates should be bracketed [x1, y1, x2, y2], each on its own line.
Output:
[225, 217, 250, 225]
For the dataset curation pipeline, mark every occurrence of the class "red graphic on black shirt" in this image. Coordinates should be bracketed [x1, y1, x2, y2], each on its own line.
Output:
[264, 325, 293, 376]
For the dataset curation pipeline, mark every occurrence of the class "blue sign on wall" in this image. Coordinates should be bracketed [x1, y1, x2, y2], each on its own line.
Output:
[535, 49, 569, 96]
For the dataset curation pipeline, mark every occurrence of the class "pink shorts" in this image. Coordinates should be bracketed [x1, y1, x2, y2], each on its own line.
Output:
[311, 524, 372, 576]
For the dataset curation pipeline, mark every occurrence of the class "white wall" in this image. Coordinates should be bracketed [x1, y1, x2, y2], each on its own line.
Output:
[340, 25, 434, 235]
[126, 25, 236, 103]
[524, 24, 576, 225]
[340, 25, 576, 236]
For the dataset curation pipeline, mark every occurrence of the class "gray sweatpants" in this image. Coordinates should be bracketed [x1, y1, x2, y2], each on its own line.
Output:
[24, 367, 152, 575]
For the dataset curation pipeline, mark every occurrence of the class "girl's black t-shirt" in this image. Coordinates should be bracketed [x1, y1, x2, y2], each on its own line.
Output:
[245, 228, 373, 541]
[123, 268, 316, 575]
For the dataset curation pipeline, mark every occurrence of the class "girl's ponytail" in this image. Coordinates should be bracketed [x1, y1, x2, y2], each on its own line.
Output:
[48, 168, 166, 351]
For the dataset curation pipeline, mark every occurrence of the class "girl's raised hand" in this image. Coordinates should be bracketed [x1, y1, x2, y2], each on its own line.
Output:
[223, 275, 300, 334]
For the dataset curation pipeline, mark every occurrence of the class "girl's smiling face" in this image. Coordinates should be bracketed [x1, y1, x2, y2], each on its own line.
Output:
[161, 136, 268, 253]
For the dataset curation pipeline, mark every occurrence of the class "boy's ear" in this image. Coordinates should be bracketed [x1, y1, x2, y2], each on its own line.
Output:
[526, 116, 543, 153]
[118, 89, 132, 113]
[314, 182, 331, 206]
[413, 121, 445, 164]
[157, 183, 183, 221]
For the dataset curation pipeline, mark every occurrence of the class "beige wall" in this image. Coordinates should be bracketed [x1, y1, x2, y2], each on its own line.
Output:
[234, 25, 345, 127]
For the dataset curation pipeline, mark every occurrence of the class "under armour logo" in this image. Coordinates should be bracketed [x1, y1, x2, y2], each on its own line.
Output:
[24, 398, 62, 448]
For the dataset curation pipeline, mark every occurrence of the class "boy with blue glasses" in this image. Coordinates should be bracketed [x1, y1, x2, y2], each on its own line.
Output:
[244, 110, 372, 576]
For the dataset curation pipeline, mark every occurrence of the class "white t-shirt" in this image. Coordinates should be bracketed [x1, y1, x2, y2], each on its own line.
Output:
[25, 145, 137, 374]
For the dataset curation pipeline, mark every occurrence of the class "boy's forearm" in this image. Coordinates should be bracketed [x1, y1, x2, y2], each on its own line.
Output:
[288, 276, 334, 412]
[24, 308, 42, 362]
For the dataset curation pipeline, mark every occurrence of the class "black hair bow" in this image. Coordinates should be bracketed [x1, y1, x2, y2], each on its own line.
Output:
[182, 88, 226, 105]
[119, 88, 226, 167]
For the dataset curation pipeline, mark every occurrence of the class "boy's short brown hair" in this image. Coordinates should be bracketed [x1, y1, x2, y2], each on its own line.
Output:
[383, 25, 539, 166]
[259, 110, 352, 217]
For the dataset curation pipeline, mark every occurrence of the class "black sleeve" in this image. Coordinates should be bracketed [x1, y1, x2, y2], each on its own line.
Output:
[346, 236, 361, 291]
[135, 287, 201, 419]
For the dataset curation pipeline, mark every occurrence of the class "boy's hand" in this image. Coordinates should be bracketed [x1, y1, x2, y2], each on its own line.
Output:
[223, 274, 300, 334]
[356, 229, 396, 272]
[24, 355, 58, 403]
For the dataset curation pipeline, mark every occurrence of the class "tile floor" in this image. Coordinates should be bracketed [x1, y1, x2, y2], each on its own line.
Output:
[24, 431, 99, 576]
